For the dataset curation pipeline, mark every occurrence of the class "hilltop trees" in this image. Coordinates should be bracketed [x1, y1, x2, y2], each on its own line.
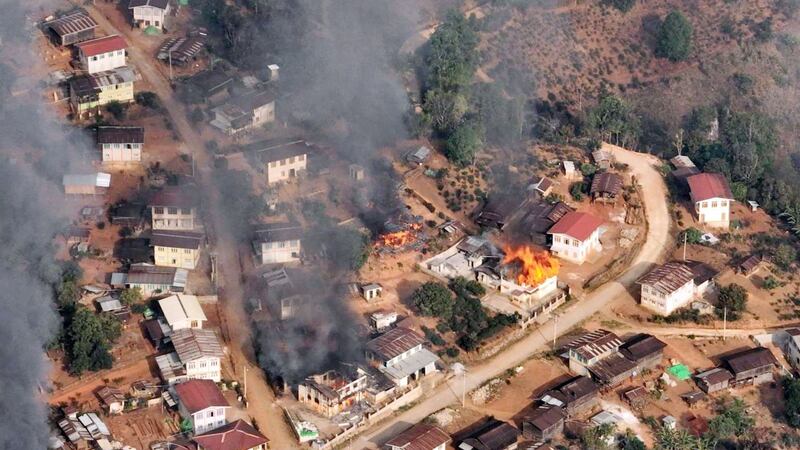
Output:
[425, 11, 480, 92]
[656, 10, 693, 61]
[445, 122, 483, 166]
[587, 93, 640, 147]
[65, 307, 122, 375]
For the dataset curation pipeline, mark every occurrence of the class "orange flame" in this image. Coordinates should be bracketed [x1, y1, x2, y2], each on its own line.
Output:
[502, 246, 559, 287]
[377, 223, 423, 248]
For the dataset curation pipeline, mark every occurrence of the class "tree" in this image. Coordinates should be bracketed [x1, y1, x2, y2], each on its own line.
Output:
[587, 93, 640, 147]
[445, 122, 482, 166]
[119, 287, 143, 306]
[707, 398, 754, 444]
[655, 427, 713, 450]
[731, 182, 748, 202]
[327, 227, 370, 271]
[580, 163, 597, 177]
[425, 10, 480, 91]
[716, 283, 747, 320]
[784, 377, 800, 428]
[774, 243, 797, 270]
[105, 101, 126, 120]
[471, 83, 524, 146]
[423, 89, 468, 133]
[412, 282, 453, 318]
[570, 182, 585, 201]
[681, 227, 702, 244]
[731, 142, 762, 185]
[604, 0, 635, 12]
[621, 430, 647, 450]
[656, 10, 693, 61]
[450, 276, 485, 298]
[66, 307, 122, 375]
[580, 423, 615, 450]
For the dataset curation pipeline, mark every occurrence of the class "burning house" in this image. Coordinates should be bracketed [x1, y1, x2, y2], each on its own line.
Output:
[475, 246, 561, 308]
[374, 211, 427, 254]
[297, 363, 396, 418]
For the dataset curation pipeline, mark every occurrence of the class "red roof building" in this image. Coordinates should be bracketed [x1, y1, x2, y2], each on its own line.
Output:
[385, 423, 451, 450]
[174, 379, 229, 414]
[548, 211, 603, 241]
[687, 173, 733, 203]
[193, 419, 269, 450]
[76, 35, 127, 57]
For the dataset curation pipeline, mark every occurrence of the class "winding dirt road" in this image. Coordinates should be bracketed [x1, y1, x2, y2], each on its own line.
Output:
[352, 143, 673, 449]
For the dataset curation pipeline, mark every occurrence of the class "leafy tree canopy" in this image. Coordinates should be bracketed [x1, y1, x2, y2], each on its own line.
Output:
[413, 282, 454, 318]
[656, 10, 693, 61]
[425, 10, 480, 91]
[445, 122, 483, 166]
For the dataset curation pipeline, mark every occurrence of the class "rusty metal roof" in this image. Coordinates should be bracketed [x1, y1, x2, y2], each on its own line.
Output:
[637, 261, 695, 295]
[171, 328, 223, 362]
[564, 329, 622, 361]
[366, 326, 425, 361]
[385, 423, 450, 450]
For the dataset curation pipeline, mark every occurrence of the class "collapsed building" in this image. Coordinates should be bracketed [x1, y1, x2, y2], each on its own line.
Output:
[297, 363, 395, 418]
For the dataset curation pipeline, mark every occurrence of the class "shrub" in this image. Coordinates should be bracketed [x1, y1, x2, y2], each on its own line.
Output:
[656, 10, 693, 61]
[412, 282, 454, 318]
[135, 91, 160, 109]
[570, 182, 585, 201]
[105, 101, 126, 120]
[716, 284, 748, 320]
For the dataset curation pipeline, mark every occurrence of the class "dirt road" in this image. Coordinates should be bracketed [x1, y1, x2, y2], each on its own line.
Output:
[352, 143, 673, 449]
[81, 8, 299, 448]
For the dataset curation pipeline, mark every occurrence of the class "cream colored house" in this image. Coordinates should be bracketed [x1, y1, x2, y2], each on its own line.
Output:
[253, 223, 302, 265]
[150, 188, 196, 231]
[174, 380, 230, 435]
[548, 211, 603, 265]
[155, 328, 223, 384]
[687, 173, 734, 229]
[254, 141, 310, 185]
[152, 230, 203, 270]
[76, 35, 127, 74]
[128, 0, 171, 30]
[210, 90, 275, 136]
[637, 261, 717, 315]
[69, 67, 135, 119]
[158, 294, 206, 331]
[97, 126, 143, 163]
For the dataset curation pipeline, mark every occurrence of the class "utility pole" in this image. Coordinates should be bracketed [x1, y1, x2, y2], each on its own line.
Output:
[461, 370, 466, 407]
[683, 232, 687, 261]
[723, 307, 727, 341]
[552, 313, 559, 349]
[243, 364, 248, 400]
[168, 50, 173, 82]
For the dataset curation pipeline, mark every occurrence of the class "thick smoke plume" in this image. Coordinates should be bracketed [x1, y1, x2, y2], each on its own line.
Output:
[246, 0, 420, 383]
[0, 0, 93, 447]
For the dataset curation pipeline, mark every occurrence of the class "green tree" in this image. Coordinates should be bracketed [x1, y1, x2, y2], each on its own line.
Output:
[774, 243, 797, 270]
[716, 283, 748, 320]
[580, 163, 598, 177]
[425, 10, 480, 91]
[57, 280, 81, 306]
[730, 182, 748, 202]
[707, 398, 754, 444]
[423, 89, 468, 133]
[450, 276, 485, 298]
[66, 307, 122, 375]
[445, 122, 482, 166]
[587, 93, 640, 147]
[326, 227, 370, 271]
[656, 10, 693, 61]
[604, 0, 635, 12]
[105, 101, 126, 120]
[621, 430, 648, 450]
[119, 287, 143, 306]
[471, 83, 524, 146]
[580, 423, 615, 450]
[570, 182, 585, 201]
[784, 377, 800, 428]
[412, 282, 453, 318]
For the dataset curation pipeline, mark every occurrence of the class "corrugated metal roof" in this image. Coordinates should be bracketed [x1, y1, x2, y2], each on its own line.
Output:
[385, 423, 450, 450]
[366, 327, 425, 361]
[151, 230, 203, 249]
[548, 211, 603, 241]
[76, 35, 127, 57]
[172, 328, 223, 362]
[637, 261, 695, 295]
[159, 294, 206, 327]
[564, 329, 622, 361]
[174, 379, 229, 414]
[45, 11, 98, 37]
[688, 173, 733, 202]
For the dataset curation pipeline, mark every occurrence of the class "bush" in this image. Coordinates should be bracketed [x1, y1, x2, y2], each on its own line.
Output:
[656, 10, 693, 61]
[763, 276, 781, 290]
[716, 283, 748, 320]
[445, 122, 483, 166]
[784, 377, 800, 428]
[105, 101, 126, 120]
[681, 227, 702, 244]
[570, 182, 585, 201]
[421, 326, 446, 346]
[774, 244, 798, 270]
[580, 163, 597, 177]
[135, 91, 160, 109]
[412, 282, 454, 318]
[445, 347, 460, 358]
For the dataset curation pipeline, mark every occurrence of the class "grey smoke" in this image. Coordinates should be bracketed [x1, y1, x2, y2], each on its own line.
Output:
[0, 0, 92, 447]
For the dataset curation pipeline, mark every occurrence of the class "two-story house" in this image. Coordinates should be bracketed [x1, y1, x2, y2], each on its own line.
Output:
[192, 419, 270, 450]
[159, 294, 206, 331]
[210, 90, 276, 136]
[687, 173, 734, 229]
[96, 126, 143, 163]
[128, 0, 171, 31]
[366, 326, 438, 388]
[110, 263, 188, 297]
[69, 67, 135, 118]
[385, 423, 450, 450]
[152, 230, 203, 270]
[75, 35, 127, 74]
[784, 328, 800, 372]
[156, 328, 223, 384]
[174, 379, 230, 435]
[562, 329, 623, 376]
[297, 365, 369, 418]
[253, 141, 310, 185]
[547, 211, 603, 265]
[252, 222, 302, 265]
[637, 260, 718, 315]
[150, 188, 197, 231]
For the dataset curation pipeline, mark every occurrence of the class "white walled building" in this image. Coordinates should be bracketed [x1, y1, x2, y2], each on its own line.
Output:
[96, 126, 143, 163]
[252, 223, 302, 265]
[174, 379, 230, 435]
[152, 230, 203, 270]
[258, 142, 310, 185]
[158, 294, 206, 331]
[548, 211, 603, 265]
[210, 90, 275, 136]
[365, 327, 438, 388]
[637, 261, 718, 315]
[150, 188, 197, 231]
[687, 173, 734, 229]
[128, 0, 171, 30]
[156, 328, 223, 384]
[76, 35, 127, 74]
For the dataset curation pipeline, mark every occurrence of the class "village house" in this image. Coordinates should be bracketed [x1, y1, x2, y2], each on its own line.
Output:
[457, 418, 520, 450]
[739, 254, 765, 277]
[547, 211, 603, 265]
[65, 226, 90, 246]
[158, 35, 206, 66]
[687, 173, 734, 229]
[69, 67, 135, 118]
[182, 68, 234, 104]
[76, 35, 127, 74]
[475, 195, 522, 230]
[150, 188, 197, 231]
[156, 328, 224, 384]
[96, 296, 131, 322]
[587, 353, 637, 386]
[252, 222, 302, 265]
[192, 419, 270, 450]
[529, 176, 554, 197]
[43, 10, 98, 46]
[366, 326, 439, 388]
[128, 0, 171, 31]
[96, 126, 144, 163]
[63, 172, 110, 195]
[210, 90, 276, 136]
[406, 146, 431, 166]
[360, 283, 383, 301]
[723, 347, 778, 386]
[592, 149, 615, 170]
[519, 201, 573, 245]
[521, 405, 564, 442]
[385, 423, 451, 450]
[695, 368, 734, 394]
[619, 334, 667, 372]
[562, 161, 579, 180]
[159, 294, 206, 331]
[783, 328, 800, 371]
[110, 263, 188, 297]
[174, 379, 230, 435]
[637, 261, 717, 315]
[251, 140, 311, 185]
[371, 311, 398, 331]
[589, 172, 624, 203]
[538, 376, 600, 417]
[670, 155, 700, 182]
[297, 364, 370, 418]
[152, 230, 204, 270]
[96, 386, 125, 415]
[350, 164, 365, 181]
[563, 329, 623, 376]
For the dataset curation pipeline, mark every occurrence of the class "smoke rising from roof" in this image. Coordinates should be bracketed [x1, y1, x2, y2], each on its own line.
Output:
[0, 0, 93, 446]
